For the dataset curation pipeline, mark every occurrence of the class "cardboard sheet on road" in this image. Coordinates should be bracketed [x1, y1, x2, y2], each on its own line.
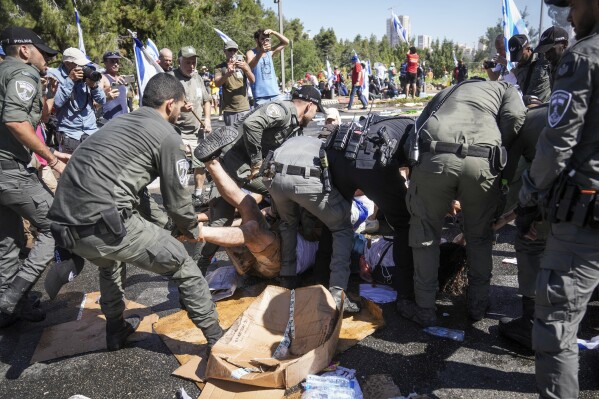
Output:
[199, 380, 285, 399]
[155, 284, 266, 383]
[157, 284, 384, 389]
[31, 291, 158, 363]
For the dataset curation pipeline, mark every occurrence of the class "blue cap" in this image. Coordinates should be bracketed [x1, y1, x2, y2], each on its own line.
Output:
[351, 55, 358, 62]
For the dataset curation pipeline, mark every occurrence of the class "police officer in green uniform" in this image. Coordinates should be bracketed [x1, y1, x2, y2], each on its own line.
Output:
[401, 80, 527, 327]
[47, 74, 222, 351]
[0, 27, 66, 326]
[496, 105, 551, 349]
[519, 0, 599, 396]
[194, 86, 323, 276]
[498, 28, 570, 350]
[508, 34, 552, 103]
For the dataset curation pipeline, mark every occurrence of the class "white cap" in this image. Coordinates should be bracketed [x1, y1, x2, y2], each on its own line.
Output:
[325, 108, 341, 125]
[62, 47, 88, 66]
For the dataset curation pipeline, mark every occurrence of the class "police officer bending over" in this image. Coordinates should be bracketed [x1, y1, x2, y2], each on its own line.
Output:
[0, 27, 66, 327]
[519, 0, 599, 397]
[194, 86, 322, 274]
[47, 73, 223, 351]
[401, 80, 527, 327]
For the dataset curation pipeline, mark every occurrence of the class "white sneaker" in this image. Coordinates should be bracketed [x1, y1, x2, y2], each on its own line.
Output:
[362, 219, 379, 234]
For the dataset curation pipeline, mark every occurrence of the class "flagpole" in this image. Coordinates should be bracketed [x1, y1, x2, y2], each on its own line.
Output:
[538, 0, 545, 43]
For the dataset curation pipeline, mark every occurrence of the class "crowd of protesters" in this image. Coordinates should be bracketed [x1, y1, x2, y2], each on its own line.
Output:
[1, 1, 598, 396]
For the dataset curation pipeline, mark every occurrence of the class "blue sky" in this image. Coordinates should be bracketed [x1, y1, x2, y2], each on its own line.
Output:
[264, 0, 554, 46]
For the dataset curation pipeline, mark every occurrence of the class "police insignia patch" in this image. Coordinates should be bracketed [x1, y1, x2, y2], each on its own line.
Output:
[548, 90, 572, 128]
[556, 61, 574, 79]
[266, 103, 281, 118]
[15, 81, 35, 101]
[176, 159, 190, 186]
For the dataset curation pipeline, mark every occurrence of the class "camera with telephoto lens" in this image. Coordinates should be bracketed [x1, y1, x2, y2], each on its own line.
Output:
[483, 60, 497, 69]
[82, 66, 102, 82]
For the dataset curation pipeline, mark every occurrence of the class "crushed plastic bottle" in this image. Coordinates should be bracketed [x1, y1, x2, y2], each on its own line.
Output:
[423, 326, 465, 342]
[302, 374, 356, 399]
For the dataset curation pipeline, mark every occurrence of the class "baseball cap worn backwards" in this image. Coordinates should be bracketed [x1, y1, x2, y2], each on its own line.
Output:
[534, 26, 569, 53]
[62, 47, 89, 66]
[508, 34, 529, 62]
[179, 46, 198, 58]
[0, 26, 58, 56]
[293, 85, 325, 113]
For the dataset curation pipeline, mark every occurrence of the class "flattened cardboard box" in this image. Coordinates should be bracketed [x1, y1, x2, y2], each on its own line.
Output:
[205, 285, 343, 389]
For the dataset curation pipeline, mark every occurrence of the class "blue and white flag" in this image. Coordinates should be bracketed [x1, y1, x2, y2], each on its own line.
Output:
[502, 0, 529, 70]
[366, 60, 372, 76]
[352, 49, 360, 63]
[391, 11, 409, 43]
[214, 28, 232, 43]
[452, 50, 458, 67]
[146, 38, 160, 61]
[326, 59, 334, 85]
[74, 6, 86, 54]
[129, 31, 163, 105]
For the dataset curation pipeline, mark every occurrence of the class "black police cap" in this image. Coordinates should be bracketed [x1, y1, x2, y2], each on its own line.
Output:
[292, 85, 325, 113]
[0, 27, 58, 56]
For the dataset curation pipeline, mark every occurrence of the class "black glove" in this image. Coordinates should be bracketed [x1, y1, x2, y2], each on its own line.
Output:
[514, 205, 540, 237]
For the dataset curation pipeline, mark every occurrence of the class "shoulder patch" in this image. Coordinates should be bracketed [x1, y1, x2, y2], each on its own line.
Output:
[20, 70, 39, 82]
[15, 80, 36, 102]
[266, 103, 282, 118]
[555, 60, 574, 79]
[548, 90, 572, 128]
[176, 159, 190, 186]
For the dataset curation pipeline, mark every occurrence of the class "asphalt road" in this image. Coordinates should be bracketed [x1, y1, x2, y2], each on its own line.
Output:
[1, 109, 598, 399]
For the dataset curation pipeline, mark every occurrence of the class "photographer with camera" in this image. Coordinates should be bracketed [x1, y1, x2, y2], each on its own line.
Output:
[50, 47, 105, 154]
[214, 40, 255, 127]
[100, 51, 129, 122]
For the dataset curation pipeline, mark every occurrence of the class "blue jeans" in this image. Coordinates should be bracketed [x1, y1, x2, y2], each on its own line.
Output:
[348, 85, 367, 109]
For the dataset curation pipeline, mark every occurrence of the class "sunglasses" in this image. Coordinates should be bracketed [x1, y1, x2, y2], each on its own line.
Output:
[225, 49, 237, 52]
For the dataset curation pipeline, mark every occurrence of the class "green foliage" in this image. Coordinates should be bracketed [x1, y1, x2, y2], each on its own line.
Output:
[1, 1, 539, 88]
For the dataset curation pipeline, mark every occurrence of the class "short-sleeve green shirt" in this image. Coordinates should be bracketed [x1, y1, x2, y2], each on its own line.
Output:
[0, 56, 42, 163]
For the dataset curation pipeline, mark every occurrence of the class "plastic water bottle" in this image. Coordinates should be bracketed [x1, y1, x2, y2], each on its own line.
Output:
[423, 326, 465, 342]
[304, 374, 352, 390]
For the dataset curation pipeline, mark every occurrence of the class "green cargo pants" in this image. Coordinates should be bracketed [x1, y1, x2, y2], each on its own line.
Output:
[407, 153, 500, 308]
[533, 222, 599, 399]
[72, 212, 217, 329]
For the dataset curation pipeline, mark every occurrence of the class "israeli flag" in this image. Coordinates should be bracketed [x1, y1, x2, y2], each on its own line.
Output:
[352, 49, 360, 63]
[502, 0, 529, 70]
[391, 11, 409, 43]
[129, 32, 163, 105]
[326, 59, 334, 86]
[146, 38, 160, 61]
[74, 7, 86, 54]
[214, 28, 233, 43]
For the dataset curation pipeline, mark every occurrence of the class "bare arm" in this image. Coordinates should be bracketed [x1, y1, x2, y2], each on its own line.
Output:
[246, 48, 261, 70]
[6, 121, 68, 173]
[268, 30, 290, 56]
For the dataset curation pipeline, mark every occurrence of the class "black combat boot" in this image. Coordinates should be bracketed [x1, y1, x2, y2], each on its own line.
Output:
[194, 127, 239, 162]
[106, 314, 141, 351]
[202, 322, 224, 358]
[498, 296, 535, 350]
[396, 299, 437, 327]
[0, 276, 34, 315]
[468, 297, 490, 321]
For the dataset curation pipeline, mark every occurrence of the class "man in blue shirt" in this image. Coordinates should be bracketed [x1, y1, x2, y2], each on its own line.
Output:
[246, 28, 289, 105]
[49, 47, 105, 153]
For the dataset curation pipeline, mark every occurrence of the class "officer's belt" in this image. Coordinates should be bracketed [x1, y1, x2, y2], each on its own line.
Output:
[274, 162, 321, 178]
[69, 208, 133, 239]
[0, 159, 28, 170]
[420, 141, 491, 158]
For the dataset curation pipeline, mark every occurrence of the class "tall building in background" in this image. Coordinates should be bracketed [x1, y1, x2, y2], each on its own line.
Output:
[417, 35, 432, 50]
[386, 14, 411, 47]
